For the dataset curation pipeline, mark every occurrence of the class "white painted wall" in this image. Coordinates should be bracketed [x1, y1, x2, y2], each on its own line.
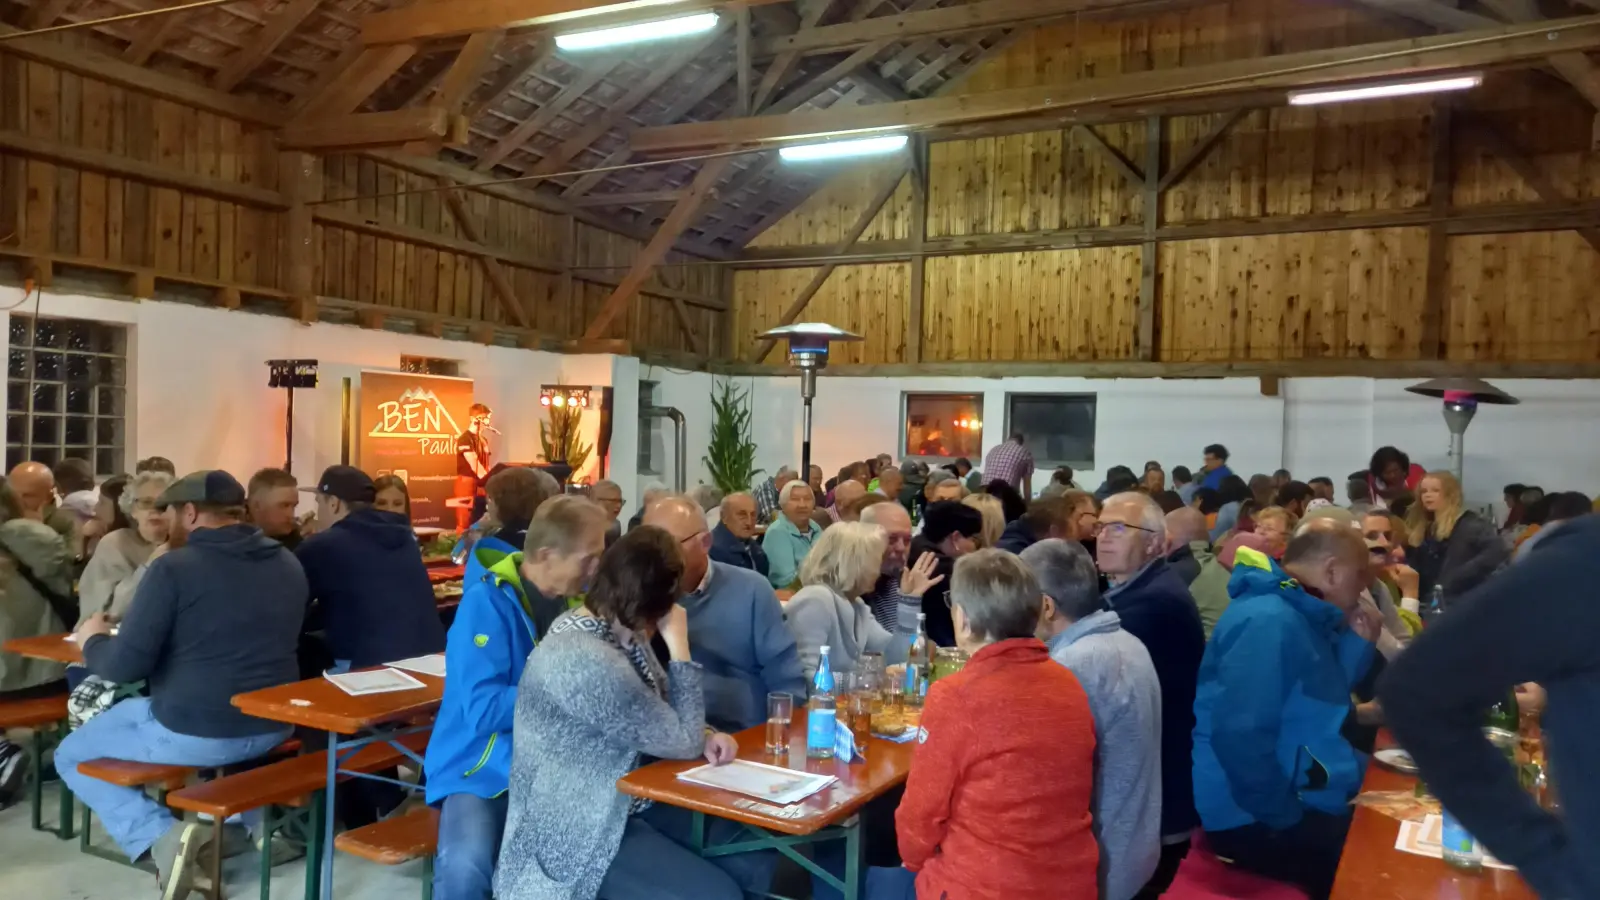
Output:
[0, 284, 572, 490]
[632, 368, 1600, 509]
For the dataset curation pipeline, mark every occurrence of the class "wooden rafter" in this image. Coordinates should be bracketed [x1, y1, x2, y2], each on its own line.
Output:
[279, 107, 469, 151]
[750, 0, 845, 112]
[749, 158, 910, 362]
[24, 0, 76, 29]
[1354, 0, 1600, 110]
[361, 0, 789, 45]
[214, 0, 322, 91]
[473, 54, 624, 171]
[465, 39, 551, 119]
[123, 9, 188, 66]
[525, 24, 729, 177]
[757, 0, 1185, 57]
[736, 5, 753, 115]
[439, 178, 535, 329]
[1072, 124, 1143, 187]
[582, 156, 734, 340]
[295, 43, 418, 120]
[633, 15, 1600, 152]
[569, 190, 685, 206]
[1158, 108, 1246, 192]
[404, 30, 507, 153]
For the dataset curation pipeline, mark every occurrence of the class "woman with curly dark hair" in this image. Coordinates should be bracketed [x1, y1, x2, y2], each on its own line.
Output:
[982, 479, 1028, 522]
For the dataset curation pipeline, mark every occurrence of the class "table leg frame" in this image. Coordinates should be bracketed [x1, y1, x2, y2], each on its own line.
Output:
[314, 725, 431, 900]
[691, 812, 862, 900]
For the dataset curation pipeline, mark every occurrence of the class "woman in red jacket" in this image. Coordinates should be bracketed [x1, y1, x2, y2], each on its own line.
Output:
[876, 549, 1099, 900]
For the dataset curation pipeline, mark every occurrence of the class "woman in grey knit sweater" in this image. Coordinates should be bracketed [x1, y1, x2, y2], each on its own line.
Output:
[495, 526, 769, 900]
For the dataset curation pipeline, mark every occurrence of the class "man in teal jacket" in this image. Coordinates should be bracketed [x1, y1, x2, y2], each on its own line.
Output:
[423, 496, 606, 900]
[1192, 527, 1379, 899]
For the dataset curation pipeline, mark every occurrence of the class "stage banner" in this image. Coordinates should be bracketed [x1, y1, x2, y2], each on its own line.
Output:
[358, 370, 475, 529]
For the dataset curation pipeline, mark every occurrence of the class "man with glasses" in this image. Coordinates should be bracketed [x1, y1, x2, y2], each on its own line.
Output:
[426, 494, 603, 900]
[645, 496, 804, 733]
[591, 480, 625, 547]
[1096, 492, 1205, 898]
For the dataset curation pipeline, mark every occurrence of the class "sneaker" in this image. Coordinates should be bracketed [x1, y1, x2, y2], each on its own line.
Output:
[0, 741, 28, 808]
[152, 821, 203, 900]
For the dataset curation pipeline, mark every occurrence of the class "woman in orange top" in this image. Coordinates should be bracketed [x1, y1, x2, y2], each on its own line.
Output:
[875, 549, 1098, 900]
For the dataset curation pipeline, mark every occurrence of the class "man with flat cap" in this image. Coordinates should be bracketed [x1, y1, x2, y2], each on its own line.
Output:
[57, 470, 306, 897]
[907, 500, 985, 647]
[296, 465, 445, 672]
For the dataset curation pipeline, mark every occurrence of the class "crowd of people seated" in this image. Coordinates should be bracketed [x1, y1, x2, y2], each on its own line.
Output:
[1, 434, 1597, 900]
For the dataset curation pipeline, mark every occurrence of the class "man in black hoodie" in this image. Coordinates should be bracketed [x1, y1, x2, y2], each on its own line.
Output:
[1380, 513, 1600, 900]
[297, 465, 445, 670]
[908, 501, 983, 647]
[58, 470, 304, 897]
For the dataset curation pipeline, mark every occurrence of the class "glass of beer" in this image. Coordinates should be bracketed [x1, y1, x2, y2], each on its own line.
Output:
[766, 692, 794, 755]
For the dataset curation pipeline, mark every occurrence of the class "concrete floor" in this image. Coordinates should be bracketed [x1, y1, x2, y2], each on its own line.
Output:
[0, 781, 426, 900]
[0, 781, 817, 900]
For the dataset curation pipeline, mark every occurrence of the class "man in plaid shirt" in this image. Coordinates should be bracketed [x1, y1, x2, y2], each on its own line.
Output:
[753, 465, 796, 523]
[985, 432, 1036, 497]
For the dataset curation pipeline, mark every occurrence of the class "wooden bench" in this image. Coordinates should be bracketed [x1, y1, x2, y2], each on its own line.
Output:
[334, 806, 438, 900]
[0, 692, 70, 838]
[165, 731, 430, 900]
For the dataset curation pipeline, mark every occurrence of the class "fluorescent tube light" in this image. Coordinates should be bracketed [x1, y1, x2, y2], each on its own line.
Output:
[1288, 74, 1482, 106]
[555, 11, 718, 51]
[779, 135, 910, 163]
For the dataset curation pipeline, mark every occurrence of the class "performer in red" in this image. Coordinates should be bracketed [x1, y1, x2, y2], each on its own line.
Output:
[454, 403, 493, 532]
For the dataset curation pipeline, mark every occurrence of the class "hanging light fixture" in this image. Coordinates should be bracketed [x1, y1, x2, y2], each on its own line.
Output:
[1288, 73, 1482, 106]
[555, 11, 718, 52]
[779, 134, 910, 163]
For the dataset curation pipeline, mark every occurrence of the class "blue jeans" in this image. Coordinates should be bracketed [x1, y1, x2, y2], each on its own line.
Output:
[432, 792, 507, 900]
[864, 866, 917, 900]
[599, 804, 776, 900]
[54, 697, 290, 861]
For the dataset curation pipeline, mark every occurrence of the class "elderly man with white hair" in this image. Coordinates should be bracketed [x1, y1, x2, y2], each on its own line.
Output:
[761, 480, 822, 590]
[709, 492, 768, 579]
[624, 482, 671, 533]
[1022, 538, 1162, 900]
[1096, 491, 1206, 895]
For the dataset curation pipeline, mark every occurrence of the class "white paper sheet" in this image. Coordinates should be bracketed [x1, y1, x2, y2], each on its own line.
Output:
[386, 654, 446, 678]
[1394, 815, 1514, 871]
[323, 667, 427, 697]
[676, 759, 837, 806]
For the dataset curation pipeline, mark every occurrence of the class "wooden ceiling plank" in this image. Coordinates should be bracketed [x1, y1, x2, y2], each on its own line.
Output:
[472, 53, 624, 171]
[631, 14, 1600, 152]
[581, 58, 740, 195]
[214, 0, 323, 92]
[570, 189, 685, 206]
[527, 24, 729, 176]
[1466, 115, 1600, 252]
[465, 40, 552, 119]
[123, 8, 189, 66]
[435, 29, 510, 111]
[561, 146, 634, 197]
[750, 0, 845, 112]
[582, 156, 734, 339]
[24, 0, 76, 29]
[736, 5, 753, 115]
[439, 177, 535, 329]
[361, 0, 790, 45]
[295, 43, 418, 120]
[758, 0, 1167, 57]
[748, 157, 910, 361]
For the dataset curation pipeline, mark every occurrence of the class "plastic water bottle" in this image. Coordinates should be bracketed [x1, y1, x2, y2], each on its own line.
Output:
[806, 645, 837, 760]
[1440, 808, 1483, 872]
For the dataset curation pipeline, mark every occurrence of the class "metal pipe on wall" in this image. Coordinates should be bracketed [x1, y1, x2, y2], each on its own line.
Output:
[641, 405, 687, 493]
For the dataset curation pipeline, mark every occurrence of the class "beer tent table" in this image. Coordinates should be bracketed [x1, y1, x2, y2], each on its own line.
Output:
[617, 708, 915, 900]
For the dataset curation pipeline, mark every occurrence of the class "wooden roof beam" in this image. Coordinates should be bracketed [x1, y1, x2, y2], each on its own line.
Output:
[403, 30, 507, 154]
[569, 190, 686, 206]
[24, 0, 76, 29]
[279, 107, 469, 152]
[472, 53, 625, 171]
[756, 0, 1183, 57]
[362, 0, 789, 45]
[123, 9, 189, 66]
[294, 43, 419, 120]
[214, 0, 322, 91]
[631, 13, 1600, 152]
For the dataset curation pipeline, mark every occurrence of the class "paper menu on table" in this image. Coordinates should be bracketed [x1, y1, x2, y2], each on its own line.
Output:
[676, 759, 837, 806]
[323, 668, 427, 696]
[1394, 815, 1514, 871]
[386, 654, 446, 678]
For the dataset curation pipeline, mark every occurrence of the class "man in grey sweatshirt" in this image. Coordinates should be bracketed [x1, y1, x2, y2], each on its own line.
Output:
[1021, 539, 1163, 900]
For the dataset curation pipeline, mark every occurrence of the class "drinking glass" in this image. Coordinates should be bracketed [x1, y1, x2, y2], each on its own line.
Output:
[765, 692, 794, 754]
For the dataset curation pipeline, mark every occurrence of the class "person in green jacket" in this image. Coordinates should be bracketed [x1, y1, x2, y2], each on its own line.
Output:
[1190, 532, 1272, 639]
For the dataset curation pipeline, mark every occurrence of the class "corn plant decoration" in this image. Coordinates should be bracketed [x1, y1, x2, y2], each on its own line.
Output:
[704, 378, 763, 495]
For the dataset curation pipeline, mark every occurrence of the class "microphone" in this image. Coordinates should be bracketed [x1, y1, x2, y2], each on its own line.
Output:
[482, 425, 502, 434]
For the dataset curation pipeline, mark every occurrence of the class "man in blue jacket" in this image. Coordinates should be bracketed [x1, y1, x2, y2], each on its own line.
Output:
[708, 491, 768, 578]
[297, 466, 445, 670]
[424, 495, 606, 900]
[1193, 527, 1379, 899]
[1096, 492, 1205, 895]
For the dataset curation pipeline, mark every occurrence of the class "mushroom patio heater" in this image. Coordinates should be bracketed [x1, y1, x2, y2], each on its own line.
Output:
[758, 323, 863, 482]
[1403, 376, 1519, 485]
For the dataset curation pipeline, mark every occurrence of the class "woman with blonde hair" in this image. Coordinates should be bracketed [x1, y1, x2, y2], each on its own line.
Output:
[961, 493, 1005, 549]
[1404, 470, 1505, 604]
[1251, 506, 1294, 558]
[784, 522, 933, 683]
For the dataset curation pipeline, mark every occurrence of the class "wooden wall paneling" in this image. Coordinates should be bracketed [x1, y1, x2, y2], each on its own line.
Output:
[1, 54, 23, 249]
[216, 118, 239, 285]
[53, 64, 80, 259]
[375, 163, 397, 309]
[24, 62, 58, 255]
[152, 100, 183, 273]
[77, 75, 109, 262]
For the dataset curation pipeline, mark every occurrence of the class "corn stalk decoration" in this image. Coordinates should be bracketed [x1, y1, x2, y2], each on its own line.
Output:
[704, 378, 763, 495]
[539, 391, 592, 481]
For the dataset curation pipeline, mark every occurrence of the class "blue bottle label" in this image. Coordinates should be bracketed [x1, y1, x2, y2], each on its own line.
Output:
[1440, 810, 1476, 853]
[807, 709, 837, 750]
